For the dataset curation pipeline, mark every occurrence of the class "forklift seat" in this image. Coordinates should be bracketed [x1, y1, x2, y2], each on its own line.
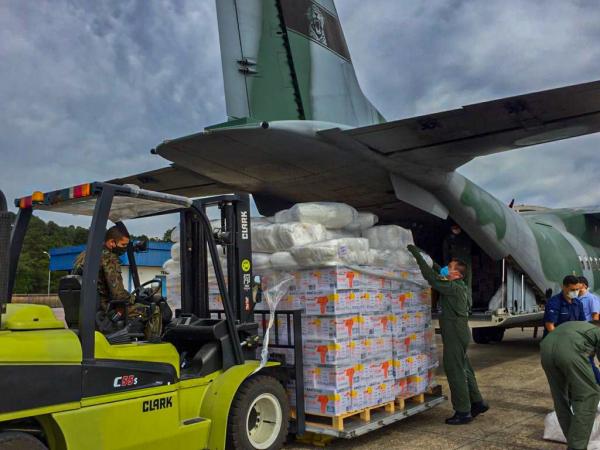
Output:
[163, 315, 230, 377]
[58, 275, 82, 329]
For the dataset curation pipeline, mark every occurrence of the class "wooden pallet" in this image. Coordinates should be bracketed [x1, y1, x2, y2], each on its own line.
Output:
[395, 392, 425, 410]
[293, 400, 396, 431]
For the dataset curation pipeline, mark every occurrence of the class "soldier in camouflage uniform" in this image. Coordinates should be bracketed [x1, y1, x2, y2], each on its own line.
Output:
[73, 225, 162, 340]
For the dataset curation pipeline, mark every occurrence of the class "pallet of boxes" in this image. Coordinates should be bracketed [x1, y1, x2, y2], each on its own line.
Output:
[249, 203, 443, 435]
[162, 203, 445, 436]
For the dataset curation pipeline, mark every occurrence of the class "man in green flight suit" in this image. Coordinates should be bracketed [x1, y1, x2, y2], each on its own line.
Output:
[443, 224, 472, 290]
[408, 244, 488, 424]
[73, 225, 161, 340]
[541, 320, 600, 450]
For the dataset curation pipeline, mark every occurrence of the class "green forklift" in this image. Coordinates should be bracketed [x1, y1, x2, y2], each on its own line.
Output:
[0, 182, 305, 450]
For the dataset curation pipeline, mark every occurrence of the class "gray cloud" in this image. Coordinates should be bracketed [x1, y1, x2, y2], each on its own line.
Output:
[1, 0, 599, 237]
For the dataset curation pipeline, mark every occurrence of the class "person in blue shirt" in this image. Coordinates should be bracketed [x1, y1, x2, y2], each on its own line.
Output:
[544, 275, 585, 335]
[578, 276, 600, 322]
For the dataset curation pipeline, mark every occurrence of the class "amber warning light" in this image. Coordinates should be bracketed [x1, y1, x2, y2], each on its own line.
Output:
[16, 183, 93, 209]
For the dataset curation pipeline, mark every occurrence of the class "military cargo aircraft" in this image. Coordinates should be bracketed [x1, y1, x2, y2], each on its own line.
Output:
[114, 0, 600, 343]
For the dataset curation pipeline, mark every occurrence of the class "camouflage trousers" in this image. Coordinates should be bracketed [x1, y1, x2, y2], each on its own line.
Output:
[100, 300, 162, 340]
[129, 303, 162, 340]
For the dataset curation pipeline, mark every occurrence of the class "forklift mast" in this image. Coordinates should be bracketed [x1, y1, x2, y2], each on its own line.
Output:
[181, 194, 254, 324]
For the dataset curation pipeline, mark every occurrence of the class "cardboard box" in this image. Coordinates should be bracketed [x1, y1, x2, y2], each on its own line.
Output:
[303, 338, 359, 365]
[407, 374, 429, 395]
[276, 293, 303, 311]
[298, 267, 362, 291]
[360, 290, 390, 313]
[367, 357, 394, 381]
[303, 290, 359, 315]
[254, 315, 294, 345]
[360, 313, 393, 337]
[208, 293, 223, 311]
[302, 314, 360, 339]
[362, 271, 393, 290]
[392, 378, 409, 398]
[304, 362, 368, 389]
[304, 387, 361, 416]
[392, 357, 409, 379]
[361, 336, 392, 359]
[362, 380, 395, 408]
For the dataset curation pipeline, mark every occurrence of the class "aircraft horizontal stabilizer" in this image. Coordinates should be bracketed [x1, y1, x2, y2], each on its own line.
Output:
[343, 80, 600, 171]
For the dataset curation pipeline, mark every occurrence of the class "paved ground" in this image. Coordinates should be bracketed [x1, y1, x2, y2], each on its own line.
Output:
[287, 328, 567, 450]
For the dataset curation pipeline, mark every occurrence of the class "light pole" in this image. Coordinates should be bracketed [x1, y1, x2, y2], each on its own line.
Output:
[43, 251, 51, 296]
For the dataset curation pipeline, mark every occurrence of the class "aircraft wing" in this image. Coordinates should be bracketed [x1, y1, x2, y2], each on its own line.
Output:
[339, 80, 600, 170]
[109, 165, 233, 198]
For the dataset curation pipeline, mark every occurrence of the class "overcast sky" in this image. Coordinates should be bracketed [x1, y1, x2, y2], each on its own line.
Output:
[1, 0, 599, 236]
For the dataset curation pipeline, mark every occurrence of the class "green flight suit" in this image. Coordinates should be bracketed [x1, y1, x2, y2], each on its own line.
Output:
[540, 321, 600, 450]
[409, 246, 482, 413]
[443, 231, 472, 290]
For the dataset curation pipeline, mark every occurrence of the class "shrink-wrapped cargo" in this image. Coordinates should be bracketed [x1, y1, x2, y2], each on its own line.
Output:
[275, 202, 358, 229]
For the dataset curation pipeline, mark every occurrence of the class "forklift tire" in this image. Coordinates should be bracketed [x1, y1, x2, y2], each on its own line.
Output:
[227, 375, 289, 450]
[0, 432, 48, 450]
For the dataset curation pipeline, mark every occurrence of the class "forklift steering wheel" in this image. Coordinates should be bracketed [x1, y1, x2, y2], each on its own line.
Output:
[132, 279, 162, 304]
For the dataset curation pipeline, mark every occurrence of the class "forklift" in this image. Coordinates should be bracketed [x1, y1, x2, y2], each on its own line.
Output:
[0, 182, 305, 450]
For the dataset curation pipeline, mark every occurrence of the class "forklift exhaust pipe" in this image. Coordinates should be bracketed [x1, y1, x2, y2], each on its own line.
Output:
[0, 190, 11, 306]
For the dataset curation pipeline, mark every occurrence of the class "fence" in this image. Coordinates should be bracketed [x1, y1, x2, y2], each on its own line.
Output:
[11, 294, 62, 308]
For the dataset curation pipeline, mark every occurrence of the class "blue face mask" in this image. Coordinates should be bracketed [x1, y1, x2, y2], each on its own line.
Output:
[439, 266, 449, 277]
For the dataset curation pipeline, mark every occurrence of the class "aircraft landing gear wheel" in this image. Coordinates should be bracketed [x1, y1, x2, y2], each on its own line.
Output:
[472, 327, 504, 344]
[472, 327, 492, 344]
[490, 328, 505, 343]
[227, 375, 289, 450]
[0, 432, 48, 450]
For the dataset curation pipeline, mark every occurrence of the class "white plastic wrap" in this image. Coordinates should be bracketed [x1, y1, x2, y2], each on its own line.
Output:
[325, 229, 361, 240]
[344, 211, 379, 231]
[364, 225, 415, 250]
[252, 222, 327, 253]
[544, 403, 600, 448]
[275, 202, 358, 229]
[170, 242, 180, 261]
[368, 248, 413, 268]
[270, 251, 299, 270]
[162, 259, 180, 275]
[170, 226, 180, 243]
[253, 253, 272, 271]
[254, 272, 294, 374]
[289, 238, 370, 267]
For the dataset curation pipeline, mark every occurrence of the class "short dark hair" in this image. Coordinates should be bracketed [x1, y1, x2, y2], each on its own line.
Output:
[563, 275, 579, 286]
[105, 225, 129, 242]
[450, 258, 467, 277]
[578, 276, 589, 287]
[591, 320, 600, 328]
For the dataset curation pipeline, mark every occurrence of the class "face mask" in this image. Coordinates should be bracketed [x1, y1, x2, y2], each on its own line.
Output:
[439, 266, 450, 277]
[568, 290, 579, 299]
[112, 245, 128, 256]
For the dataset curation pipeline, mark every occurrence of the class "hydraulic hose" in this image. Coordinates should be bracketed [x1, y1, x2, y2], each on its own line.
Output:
[0, 190, 11, 304]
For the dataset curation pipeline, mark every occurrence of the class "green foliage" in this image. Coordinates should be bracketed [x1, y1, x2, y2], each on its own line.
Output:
[163, 227, 175, 242]
[14, 215, 89, 294]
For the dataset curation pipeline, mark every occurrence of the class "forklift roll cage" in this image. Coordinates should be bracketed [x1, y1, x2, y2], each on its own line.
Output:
[4, 182, 254, 367]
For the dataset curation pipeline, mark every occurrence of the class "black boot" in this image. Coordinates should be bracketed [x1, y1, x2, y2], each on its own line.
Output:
[445, 411, 473, 425]
[471, 400, 489, 418]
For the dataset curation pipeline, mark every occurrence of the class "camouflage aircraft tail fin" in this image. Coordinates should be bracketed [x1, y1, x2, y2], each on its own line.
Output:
[214, 0, 385, 127]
